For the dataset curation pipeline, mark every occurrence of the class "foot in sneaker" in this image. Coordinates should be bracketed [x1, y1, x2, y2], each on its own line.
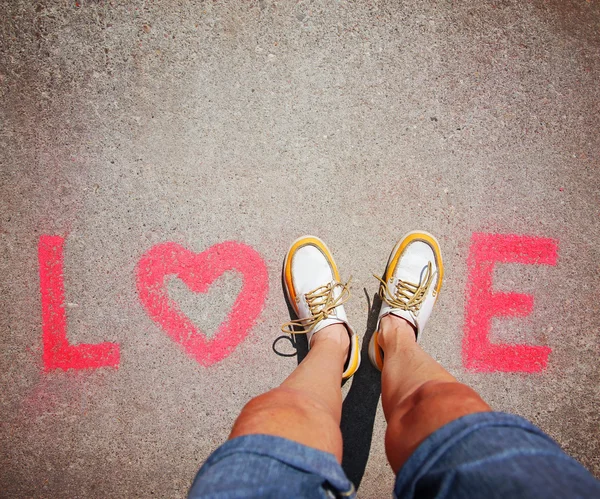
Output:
[368, 231, 444, 371]
[282, 236, 361, 379]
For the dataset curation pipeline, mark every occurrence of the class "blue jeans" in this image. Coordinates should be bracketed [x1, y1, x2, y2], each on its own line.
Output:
[189, 412, 600, 498]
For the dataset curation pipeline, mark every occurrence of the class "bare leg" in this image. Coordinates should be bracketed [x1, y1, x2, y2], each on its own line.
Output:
[229, 323, 349, 462]
[379, 314, 491, 473]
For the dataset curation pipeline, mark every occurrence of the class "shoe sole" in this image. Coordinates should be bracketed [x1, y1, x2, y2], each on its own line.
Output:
[368, 230, 444, 371]
[368, 330, 384, 371]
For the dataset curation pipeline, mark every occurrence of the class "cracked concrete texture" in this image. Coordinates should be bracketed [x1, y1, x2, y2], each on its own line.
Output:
[1, 0, 599, 497]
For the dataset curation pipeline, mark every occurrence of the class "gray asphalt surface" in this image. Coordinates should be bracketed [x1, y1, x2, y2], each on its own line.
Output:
[1, 0, 599, 497]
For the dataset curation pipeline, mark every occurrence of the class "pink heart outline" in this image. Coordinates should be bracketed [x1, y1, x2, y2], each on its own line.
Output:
[136, 241, 269, 366]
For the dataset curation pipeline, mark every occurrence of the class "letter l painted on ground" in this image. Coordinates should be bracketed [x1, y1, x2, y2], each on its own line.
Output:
[39, 235, 120, 371]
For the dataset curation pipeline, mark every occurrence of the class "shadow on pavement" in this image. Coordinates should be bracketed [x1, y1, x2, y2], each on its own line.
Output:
[340, 290, 382, 489]
[275, 281, 382, 490]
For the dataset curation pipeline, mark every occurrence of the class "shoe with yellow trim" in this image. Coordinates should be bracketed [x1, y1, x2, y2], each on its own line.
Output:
[368, 231, 444, 371]
[282, 235, 361, 379]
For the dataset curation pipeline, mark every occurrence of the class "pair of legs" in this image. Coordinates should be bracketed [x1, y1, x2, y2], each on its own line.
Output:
[229, 314, 490, 472]
[191, 234, 600, 498]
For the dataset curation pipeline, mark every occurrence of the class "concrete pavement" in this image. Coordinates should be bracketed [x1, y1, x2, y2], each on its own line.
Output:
[1, 0, 599, 496]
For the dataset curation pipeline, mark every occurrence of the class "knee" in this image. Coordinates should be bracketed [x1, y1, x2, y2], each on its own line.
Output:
[390, 380, 491, 431]
[236, 387, 333, 424]
[407, 380, 490, 415]
[385, 381, 490, 472]
[231, 389, 309, 434]
[229, 388, 343, 460]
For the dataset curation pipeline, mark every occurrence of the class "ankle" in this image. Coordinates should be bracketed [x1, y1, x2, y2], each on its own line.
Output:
[378, 314, 416, 353]
[311, 323, 350, 357]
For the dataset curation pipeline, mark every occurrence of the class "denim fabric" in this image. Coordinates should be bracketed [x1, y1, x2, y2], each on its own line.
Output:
[393, 412, 600, 499]
[188, 434, 355, 498]
[189, 412, 600, 498]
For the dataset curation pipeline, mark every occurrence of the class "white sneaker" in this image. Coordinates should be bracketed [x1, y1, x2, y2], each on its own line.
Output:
[368, 231, 444, 371]
[282, 236, 361, 379]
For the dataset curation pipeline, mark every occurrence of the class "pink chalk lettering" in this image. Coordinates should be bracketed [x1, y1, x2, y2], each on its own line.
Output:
[463, 233, 558, 373]
[39, 235, 120, 371]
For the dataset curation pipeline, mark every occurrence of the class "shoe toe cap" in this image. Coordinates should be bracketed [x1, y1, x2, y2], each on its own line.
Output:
[291, 244, 336, 294]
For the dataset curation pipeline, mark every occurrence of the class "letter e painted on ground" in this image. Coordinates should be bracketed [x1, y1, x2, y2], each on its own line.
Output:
[463, 233, 558, 373]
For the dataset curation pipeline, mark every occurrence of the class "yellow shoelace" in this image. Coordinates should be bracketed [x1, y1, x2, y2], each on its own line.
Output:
[374, 262, 435, 315]
[281, 278, 351, 334]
